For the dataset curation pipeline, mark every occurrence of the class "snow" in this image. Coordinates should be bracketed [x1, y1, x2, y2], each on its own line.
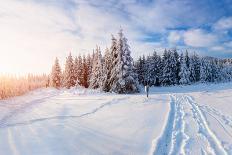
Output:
[0, 83, 232, 155]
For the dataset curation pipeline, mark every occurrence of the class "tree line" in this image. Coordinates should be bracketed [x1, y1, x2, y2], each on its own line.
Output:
[0, 74, 48, 99]
[50, 30, 232, 93]
[50, 30, 139, 94]
[135, 50, 232, 86]
[1, 30, 231, 99]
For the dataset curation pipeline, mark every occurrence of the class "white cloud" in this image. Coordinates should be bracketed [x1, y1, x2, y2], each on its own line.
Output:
[183, 29, 217, 47]
[214, 17, 232, 30]
[224, 41, 232, 48]
[210, 46, 225, 51]
[167, 31, 182, 44]
[0, 0, 230, 74]
[0, 0, 145, 74]
[0, 0, 81, 74]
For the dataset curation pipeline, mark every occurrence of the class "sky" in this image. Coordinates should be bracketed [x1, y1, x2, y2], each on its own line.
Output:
[0, 0, 232, 74]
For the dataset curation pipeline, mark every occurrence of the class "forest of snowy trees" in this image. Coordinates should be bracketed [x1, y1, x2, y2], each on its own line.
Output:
[135, 50, 232, 86]
[0, 29, 232, 99]
[50, 30, 139, 94]
[50, 30, 232, 93]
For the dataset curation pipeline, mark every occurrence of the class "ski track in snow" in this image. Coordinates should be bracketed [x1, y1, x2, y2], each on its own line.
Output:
[0, 93, 60, 128]
[0, 97, 129, 129]
[153, 94, 228, 155]
[200, 105, 232, 138]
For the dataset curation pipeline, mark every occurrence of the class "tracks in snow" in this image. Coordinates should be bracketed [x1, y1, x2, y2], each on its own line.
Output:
[200, 105, 232, 139]
[153, 94, 228, 155]
[0, 97, 128, 129]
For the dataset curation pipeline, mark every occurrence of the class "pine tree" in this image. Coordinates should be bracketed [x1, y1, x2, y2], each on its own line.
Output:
[102, 48, 111, 90]
[144, 55, 153, 85]
[89, 46, 103, 89]
[108, 29, 139, 93]
[76, 55, 83, 86]
[161, 50, 178, 86]
[64, 53, 75, 88]
[179, 53, 191, 85]
[189, 52, 200, 82]
[185, 50, 190, 68]
[171, 49, 180, 84]
[74, 56, 79, 85]
[102, 35, 117, 92]
[135, 56, 144, 85]
[81, 55, 88, 88]
[200, 57, 213, 82]
[161, 49, 171, 86]
[173, 49, 180, 84]
[50, 57, 62, 88]
[86, 53, 92, 87]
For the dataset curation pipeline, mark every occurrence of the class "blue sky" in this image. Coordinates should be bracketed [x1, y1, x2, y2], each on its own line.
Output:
[0, 0, 232, 74]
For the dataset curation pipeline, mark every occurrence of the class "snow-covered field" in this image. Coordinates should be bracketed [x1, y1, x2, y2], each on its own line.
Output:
[0, 83, 232, 155]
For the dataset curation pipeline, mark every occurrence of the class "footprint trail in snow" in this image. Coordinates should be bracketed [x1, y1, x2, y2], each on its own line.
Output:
[153, 94, 228, 155]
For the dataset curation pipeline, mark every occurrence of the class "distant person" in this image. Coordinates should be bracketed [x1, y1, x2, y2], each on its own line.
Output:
[145, 83, 149, 98]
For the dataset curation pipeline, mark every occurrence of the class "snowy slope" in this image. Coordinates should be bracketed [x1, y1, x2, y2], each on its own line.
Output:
[0, 83, 232, 155]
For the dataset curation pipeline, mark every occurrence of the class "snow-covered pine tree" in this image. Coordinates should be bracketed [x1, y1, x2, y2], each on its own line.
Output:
[135, 56, 145, 85]
[161, 50, 178, 86]
[86, 53, 92, 87]
[161, 49, 171, 86]
[81, 55, 88, 88]
[179, 53, 191, 85]
[76, 55, 83, 86]
[102, 47, 111, 90]
[50, 57, 62, 88]
[137, 55, 146, 85]
[108, 29, 139, 93]
[172, 49, 180, 84]
[189, 52, 200, 83]
[61, 70, 65, 87]
[102, 35, 117, 92]
[222, 61, 232, 82]
[152, 51, 162, 86]
[144, 55, 153, 85]
[210, 59, 217, 82]
[200, 57, 207, 82]
[64, 53, 76, 88]
[144, 52, 162, 86]
[185, 50, 190, 68]
[89, 46, 103, 89]
[74, 56, 79, 85]
[200, 57, 213, 82]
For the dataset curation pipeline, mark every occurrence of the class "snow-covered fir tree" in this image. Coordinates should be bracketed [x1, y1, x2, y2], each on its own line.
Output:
[108, 29, 139, 93]
[144, 55, 153, 85]
[64, 53, 76, 88]
[152, 52, 162, 86]
[179, 53, 191, 85]
[102, 47, 111, 90]
[74, 56, 79, 85]
[172, 49, 180, 84]
[76, 55, 83, 86]
[200, 57, 212, 82]
[189, 52, 200, 82]
[135, 55, 146, 85]
[161, 49, 169, 85]
[86, 53, 92, 87]
[89, 46, 103, 89]
[81, 55, 89, 88]
[50, 57, 62, 88]
[161, 50, 178, 86]
[102, 35, 117, 92]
